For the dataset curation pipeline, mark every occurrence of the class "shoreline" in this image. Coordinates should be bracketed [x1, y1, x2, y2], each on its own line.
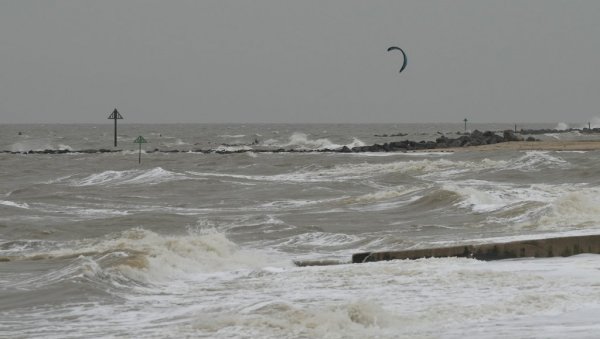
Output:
[443, 140, 600, 152]
[4, 140, 600, 155]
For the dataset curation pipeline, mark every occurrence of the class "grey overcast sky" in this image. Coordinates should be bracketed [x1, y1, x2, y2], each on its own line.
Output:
[1, 1, 600, 124]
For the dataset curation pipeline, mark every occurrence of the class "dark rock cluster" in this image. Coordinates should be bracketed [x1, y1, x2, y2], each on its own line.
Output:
[344, 130, 532, 153]
[374, 132, 408, 137]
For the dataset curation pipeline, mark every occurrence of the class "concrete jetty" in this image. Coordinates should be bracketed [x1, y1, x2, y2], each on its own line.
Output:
[352, 234, 600, 263]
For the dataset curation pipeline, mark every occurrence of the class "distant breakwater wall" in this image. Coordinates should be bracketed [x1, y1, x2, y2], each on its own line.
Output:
[521, 127, 600, 135]
[352, 234, 600, 263]
[3, 130, 536, 155]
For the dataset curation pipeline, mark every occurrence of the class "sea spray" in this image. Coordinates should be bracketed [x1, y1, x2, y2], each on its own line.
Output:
[261, 132, 366, 150]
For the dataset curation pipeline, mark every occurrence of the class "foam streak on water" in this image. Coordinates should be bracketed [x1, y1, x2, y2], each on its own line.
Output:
[2, 123, 600, 338]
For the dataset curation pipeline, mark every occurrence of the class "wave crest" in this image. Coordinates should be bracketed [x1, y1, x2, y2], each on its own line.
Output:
[69, 167, 188, 186]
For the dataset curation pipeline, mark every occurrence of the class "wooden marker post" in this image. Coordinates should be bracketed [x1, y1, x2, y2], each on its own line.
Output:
[108, 109, 124, 147]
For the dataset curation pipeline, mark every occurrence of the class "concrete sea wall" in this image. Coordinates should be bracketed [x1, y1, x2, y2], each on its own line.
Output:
[352, 234, 600, 263]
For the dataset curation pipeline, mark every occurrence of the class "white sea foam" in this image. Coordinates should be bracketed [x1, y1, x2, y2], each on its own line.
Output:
[278, 232, 362, 248]
[441, 178, 600, 231]
[283, 132, 341, 149]
[62, 205, 130, 218]
[258, 199, 327, 209]
[510, 151, 569, 171]
[336, 186, 424, 212]
[0, 200, 30, 209]
[194, 214, 294, 234]
[443, 180, 519, 213]
[219, 134, 246, 138]
[0, 239, 52, 255]
[555, 122, 569, 130]
[57, 144, 73, 151]
[261, 138, 280, 146]
[545, 133, 562, 140]
[12, 228, 286, 286]
[263, 132, 366, 150]
[40, 175, 74, 185]
[556, 150, 587, 154]
[214, 145, 253, 152]
[437, 151, 569, 175]
[188, 158, 477, 183]
[105, 228, 279, 283]
[6, 255, 600, 338]
[346, 137, 366, 148]
[345, 186, 417, 204]
[9, 141, 73, 152]
[444, 180, 572, 212]
[534, 190, 600, 230]
[185, 256, 600, 338]
[70, 167, 189, 186]
[346, 152, 408, 157]
[163, 138, 190, 147]
[5, 124, 600, 338]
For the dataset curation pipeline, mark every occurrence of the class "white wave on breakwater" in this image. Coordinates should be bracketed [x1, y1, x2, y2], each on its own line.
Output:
[162, 138, 190, 147]
[284, 132, 340, 149]
[10, 141, 73, 153]
[554, 122, 569, 130]
[346, 137, 366, 148]
[263, 132, 366, 150]
[214, 145, 254, 152]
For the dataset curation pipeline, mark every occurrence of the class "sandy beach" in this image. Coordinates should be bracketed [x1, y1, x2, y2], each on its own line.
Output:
[447, 140, 600, 152]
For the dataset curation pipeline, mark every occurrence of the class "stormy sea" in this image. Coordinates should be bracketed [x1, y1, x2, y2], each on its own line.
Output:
[2, 123, 600, 338]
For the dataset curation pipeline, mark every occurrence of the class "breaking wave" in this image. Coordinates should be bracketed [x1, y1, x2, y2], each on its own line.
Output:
[504, 151, 569, 171]
[189, 159, 478, 183]
[0, 200, 30, 209]
[263, 132, 366, 150]
[4, 228, 282, 286]
[10, 141, 73, 153]
[69, 167, 190, 187]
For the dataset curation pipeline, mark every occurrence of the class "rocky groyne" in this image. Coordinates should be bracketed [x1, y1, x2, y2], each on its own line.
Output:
[2, 130, 537, 155]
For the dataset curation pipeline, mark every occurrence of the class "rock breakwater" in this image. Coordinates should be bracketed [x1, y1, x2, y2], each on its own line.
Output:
[3, 130, 537, 155]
